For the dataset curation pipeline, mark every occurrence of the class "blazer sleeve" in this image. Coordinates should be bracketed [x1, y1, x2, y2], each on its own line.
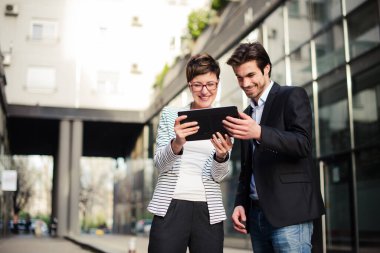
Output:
[234, 139, 250, 209]
[153, 107, 181, 174]
[260, 87, 312, 158]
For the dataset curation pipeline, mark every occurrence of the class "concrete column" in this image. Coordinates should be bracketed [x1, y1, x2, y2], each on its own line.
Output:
[56, 120, 71, 237]
[68, 120, 83, 235]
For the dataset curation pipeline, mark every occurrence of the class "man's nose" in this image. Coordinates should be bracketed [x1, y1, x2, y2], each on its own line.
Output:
[242, 78, 250, 87]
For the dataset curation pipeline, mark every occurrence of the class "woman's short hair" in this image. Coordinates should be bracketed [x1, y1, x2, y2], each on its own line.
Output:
[186, 53, 220, 82]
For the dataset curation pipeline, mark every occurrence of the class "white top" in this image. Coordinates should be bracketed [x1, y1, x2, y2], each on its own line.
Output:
[173, 140, 214, 201]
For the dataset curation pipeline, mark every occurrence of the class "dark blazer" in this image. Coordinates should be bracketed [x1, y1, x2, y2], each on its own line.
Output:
[234, 82, 325, 229]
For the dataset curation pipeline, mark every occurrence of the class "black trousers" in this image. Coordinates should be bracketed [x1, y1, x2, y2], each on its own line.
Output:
[148, 199, 224, 253]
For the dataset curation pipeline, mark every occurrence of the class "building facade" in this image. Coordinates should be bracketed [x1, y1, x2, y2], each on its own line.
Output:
[117, 0, 379, 251]
[1, 0, 379, 251]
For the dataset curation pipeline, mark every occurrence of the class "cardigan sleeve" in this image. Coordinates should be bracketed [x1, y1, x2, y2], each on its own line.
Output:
[210, 152, 231, 182]
[153, 107, 181, 174]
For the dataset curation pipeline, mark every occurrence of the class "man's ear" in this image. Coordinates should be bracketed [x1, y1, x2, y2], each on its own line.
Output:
[264, 64, 270, 76]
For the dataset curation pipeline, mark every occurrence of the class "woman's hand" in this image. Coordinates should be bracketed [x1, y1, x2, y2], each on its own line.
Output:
[171, 115, 199, 154]
[211, 132, 233, 162]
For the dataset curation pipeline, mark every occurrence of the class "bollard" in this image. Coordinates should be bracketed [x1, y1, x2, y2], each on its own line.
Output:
[128, 237, 136, 253]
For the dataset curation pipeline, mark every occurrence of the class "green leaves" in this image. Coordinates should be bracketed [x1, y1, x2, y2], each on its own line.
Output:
[187, 9, 212, 41]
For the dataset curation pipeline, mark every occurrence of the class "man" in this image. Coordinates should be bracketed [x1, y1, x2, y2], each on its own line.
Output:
[223, 42, 325, 252]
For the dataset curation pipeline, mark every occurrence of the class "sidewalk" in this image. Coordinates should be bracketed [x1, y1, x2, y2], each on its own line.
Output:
[67, 234, 252, 253]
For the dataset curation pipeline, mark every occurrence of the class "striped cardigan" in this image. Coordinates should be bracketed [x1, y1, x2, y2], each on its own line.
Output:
[147, 106, 230, 224]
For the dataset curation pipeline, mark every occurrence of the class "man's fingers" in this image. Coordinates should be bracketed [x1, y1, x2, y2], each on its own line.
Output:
[224, 126, 249, 139]
[233, 224, 247, 234]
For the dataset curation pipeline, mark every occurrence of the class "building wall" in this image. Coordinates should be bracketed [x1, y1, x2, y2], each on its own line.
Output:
[0, 46, 12, 236]
[0, 0, 209, 110]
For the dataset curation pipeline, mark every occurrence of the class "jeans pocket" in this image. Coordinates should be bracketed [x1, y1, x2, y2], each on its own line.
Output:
[272, 222, 313, 252]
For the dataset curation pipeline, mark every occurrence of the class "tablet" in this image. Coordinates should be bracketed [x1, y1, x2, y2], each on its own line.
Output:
[177, 106, 239, 141]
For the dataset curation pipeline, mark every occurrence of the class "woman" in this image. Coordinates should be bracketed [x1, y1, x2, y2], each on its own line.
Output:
[147, 53, 233, 253]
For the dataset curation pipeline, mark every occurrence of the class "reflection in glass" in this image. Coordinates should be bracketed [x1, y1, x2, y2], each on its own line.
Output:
[311, 0, 341, 34]
[287, 0, 312, 52]
[321, 156, 354, 252]
[315, 23, 345, 77]
[271, 58, 286, 86]
[221, 141, 243, 237]
[220, 88, 246, 111]
[242, 28, 263, 44]
[219, 47, 246, 109]
[355, 147, 380, 251]
[352, 65, 380, 148]
[346, 0, 367, 14]
[264, 6, 285, 63]
[289, 43, 312, 86]
[318, 79, 350, 156]
[347, 0, 380, 59]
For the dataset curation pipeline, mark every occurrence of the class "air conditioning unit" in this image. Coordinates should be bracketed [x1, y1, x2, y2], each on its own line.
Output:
[5, 4, 19, 16]
[2, 52, 11, 66]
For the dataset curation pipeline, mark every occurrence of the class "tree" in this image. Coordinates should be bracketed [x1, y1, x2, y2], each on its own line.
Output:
[211, 0, 228, 12]
[12, 157, 34, 215]
[79, 158, 114, 231]
[187, 9, 212, 41]
[10, 157, 34, 233]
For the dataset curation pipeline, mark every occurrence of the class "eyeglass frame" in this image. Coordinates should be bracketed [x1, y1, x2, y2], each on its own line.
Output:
[188, 80, 219, 92]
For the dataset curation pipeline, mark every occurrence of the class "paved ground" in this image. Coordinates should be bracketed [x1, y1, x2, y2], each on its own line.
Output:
[0, 233, 253, 253]
[0, 234, 92, 253]
[67, 234, 252, 253]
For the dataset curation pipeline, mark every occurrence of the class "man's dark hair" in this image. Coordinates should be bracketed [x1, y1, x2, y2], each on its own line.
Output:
[226, 42, 272, 77]
[186, 53, 220, 82]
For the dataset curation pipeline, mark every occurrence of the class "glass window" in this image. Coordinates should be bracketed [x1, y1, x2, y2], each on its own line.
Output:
[287, 0, 312, 52]
[271, 58, 286, 86]
[311, 0, 341, 34]
[219, 47, 247, 110]
[347, 0, 380, 59]
[352, 64, 380, 148]
[345, 0, 367, 14]
[315, 22, 345, 77]
[30, 20, 58, 41]
[321, 155, 354, 252]
[242, 28, 263, 44]
[264, 6, 285, 63]
[220, 88, 246, 111]
[26, 66, 56, 93]
[355, 147, 380, 252]
[96, 71, 120, 94]
[289, 43, 312, 86]
[318, 77, 350, 156]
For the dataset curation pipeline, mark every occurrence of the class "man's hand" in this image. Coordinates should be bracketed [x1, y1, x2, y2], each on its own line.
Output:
[232, 205, 247, 234]
[223, 112, 261, 140]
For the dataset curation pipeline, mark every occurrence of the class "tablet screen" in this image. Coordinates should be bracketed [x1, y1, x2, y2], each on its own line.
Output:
[177, 106, 238, 141]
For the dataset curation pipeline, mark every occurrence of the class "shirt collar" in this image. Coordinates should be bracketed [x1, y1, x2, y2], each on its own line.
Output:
[250, 80, 274, 108]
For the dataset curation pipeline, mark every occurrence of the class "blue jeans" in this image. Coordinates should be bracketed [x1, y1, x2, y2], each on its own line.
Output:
[249, 206, 313, 253]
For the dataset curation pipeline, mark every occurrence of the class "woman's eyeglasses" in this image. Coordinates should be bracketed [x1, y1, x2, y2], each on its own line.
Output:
[189, 81, 218, 92]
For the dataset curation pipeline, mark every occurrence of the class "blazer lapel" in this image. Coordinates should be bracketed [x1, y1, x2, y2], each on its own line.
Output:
[260, 82, 280, 125]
